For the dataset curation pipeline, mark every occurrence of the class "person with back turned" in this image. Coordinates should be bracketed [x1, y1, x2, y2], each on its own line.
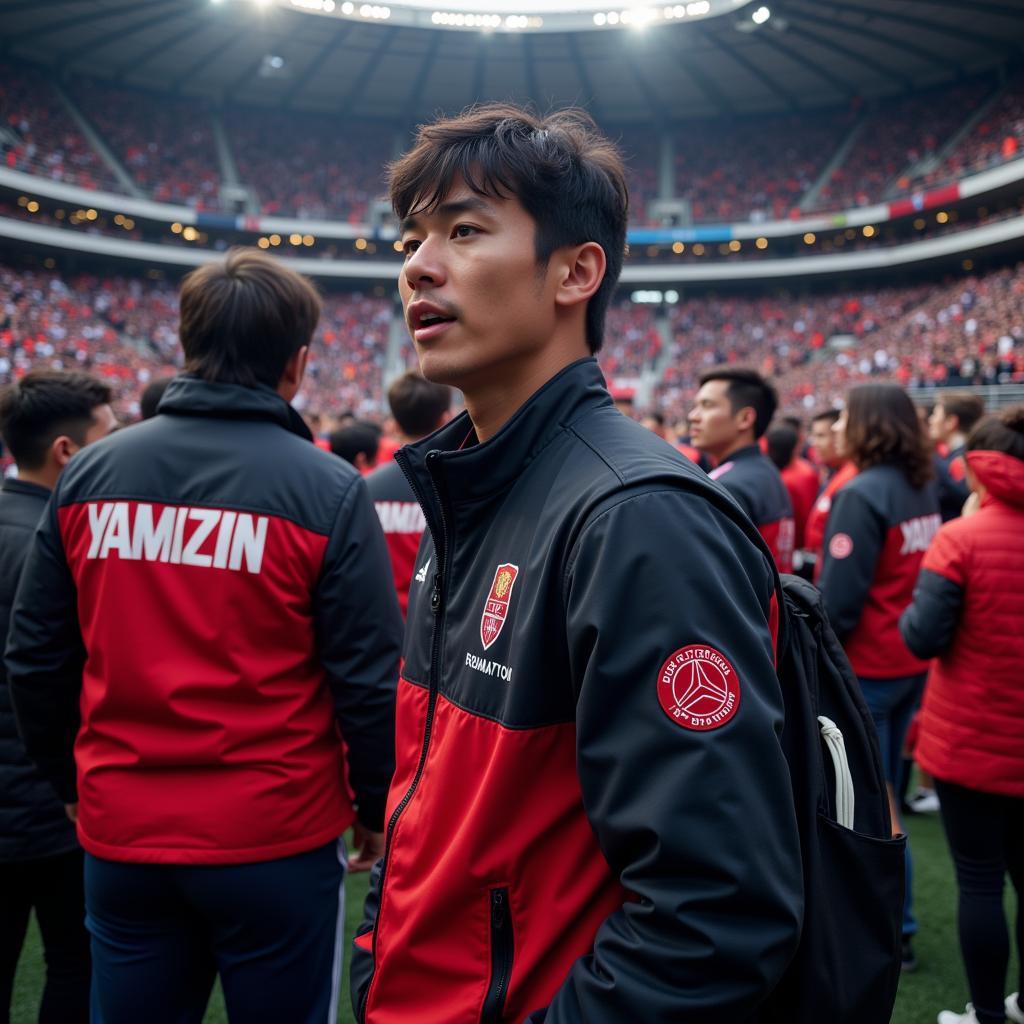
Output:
[5, 249, 403, 1024]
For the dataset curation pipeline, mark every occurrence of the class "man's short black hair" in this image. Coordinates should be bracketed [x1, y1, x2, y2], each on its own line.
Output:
[0, 370, 112, 470]
[698, 367, 778, 440]
[811, 408, 842, 427]
[389, 102, 629, 354]
[765, 425, 798, 470]
[329, 421, 380, 467]
[387, 372, 451, 439]
[178, 248, 321, 389]
[781, 415, 803, 434]
[139, 376, 175, 420]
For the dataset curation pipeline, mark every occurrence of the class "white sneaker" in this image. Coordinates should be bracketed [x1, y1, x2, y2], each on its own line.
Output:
[1007, 993, 1024, 1024]
[908, 787, 941, 813]
[937, 1005, 978, 1024]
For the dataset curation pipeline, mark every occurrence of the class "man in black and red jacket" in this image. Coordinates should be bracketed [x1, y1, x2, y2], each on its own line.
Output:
[689, 368, 795, 572]
[350, 103, 802, 1024]
[367, 371, 451, 617]
[0, 370, 116, 1023]
[5, 250, 403, 1024]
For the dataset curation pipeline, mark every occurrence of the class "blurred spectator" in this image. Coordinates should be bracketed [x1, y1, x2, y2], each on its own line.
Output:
[899, 406, 1024, 1024]
[691, 367, 795, 572]
[330, 420, 380, 474]
[929, 392, 986, 521]
[766, 423, 819, 551]
[818, 383, 941, 973]
[366, 372, 451, 616]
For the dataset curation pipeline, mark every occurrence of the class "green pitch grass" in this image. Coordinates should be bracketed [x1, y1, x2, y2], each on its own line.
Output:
[9, 814, 1019, 1024]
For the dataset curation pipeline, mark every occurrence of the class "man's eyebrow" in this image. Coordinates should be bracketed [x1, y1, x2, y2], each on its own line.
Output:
[400, 196, 496, 236]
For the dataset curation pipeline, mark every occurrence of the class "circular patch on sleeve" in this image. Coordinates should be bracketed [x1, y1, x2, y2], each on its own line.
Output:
[828, 532, 854, 559]
[657, 645, 741, 731]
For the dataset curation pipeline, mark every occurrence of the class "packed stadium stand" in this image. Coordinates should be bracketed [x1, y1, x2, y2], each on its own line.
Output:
[74, 80, 223, 209]
[4, 258, 1022, 422]
[4, 61, 1024, 226]
[673, 111, 853, 222]
[812, 79, 993, 211]
[915, 69, 1024, 190]
[0, 61, 121, 193]
[225, 108, 393, 220]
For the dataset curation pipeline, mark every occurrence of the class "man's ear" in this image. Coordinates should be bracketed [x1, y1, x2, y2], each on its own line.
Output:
[278, 346, 310, 400]
[554, 242, 606, 310]
[51, 434, 78, 469]
[735, 406, 757, 435]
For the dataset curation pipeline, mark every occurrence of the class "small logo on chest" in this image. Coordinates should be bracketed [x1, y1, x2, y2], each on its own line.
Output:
[480, 563, 520, 650]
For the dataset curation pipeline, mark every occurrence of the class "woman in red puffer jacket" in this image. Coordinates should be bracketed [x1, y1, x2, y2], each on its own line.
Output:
[900, 405, 1024, 1024]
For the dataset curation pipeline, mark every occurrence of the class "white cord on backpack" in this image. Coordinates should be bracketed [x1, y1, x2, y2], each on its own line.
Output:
[818, 716, 855, 830]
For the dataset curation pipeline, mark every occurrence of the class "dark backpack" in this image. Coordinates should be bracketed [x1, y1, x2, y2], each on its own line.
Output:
[763, 574, 905, 1022]
[678, 471, 905, 1022]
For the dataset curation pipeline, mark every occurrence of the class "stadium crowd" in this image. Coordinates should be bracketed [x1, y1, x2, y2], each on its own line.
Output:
[3, 62, 1024, 224]
[3, 259, 1023, 425]
[0, 62, 120, 193]
[1, 85, 1023, 1024]
[813, 80, 991, 211]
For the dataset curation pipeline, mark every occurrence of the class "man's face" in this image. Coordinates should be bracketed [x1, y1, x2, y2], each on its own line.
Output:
[832, 408, 848, 459]
[810, 417, 839, 467]
[928, 402, 953, 443]
[688, 380, 744, 459]
[398, 182, 559, 391]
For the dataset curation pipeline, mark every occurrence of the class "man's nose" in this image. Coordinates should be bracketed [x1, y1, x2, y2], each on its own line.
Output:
[403, 239, 446, 291]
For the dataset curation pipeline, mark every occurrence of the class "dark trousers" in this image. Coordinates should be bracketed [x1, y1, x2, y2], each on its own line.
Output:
[85, 838, 347, 1024]
[0, 848, 91, 1024]
[935, 779, 1024, 1024]
[858, 672, 926, 938]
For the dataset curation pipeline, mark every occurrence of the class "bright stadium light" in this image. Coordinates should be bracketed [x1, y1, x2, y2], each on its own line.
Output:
[751, 5, 770, 24]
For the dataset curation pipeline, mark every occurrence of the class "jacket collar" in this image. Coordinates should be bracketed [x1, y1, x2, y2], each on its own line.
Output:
[157, 375, 312, 441]
[725, 443, 762, 463]
[397, 357, 611, 509]
[1, 477, 51, 501]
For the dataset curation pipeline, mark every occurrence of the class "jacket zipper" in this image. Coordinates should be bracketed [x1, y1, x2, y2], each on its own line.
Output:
[363, 450, 449, 1019]
[480, 887, 514, 1024]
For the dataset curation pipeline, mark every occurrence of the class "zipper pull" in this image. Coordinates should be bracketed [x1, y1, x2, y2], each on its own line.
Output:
[492, 889, 506, 929]
[430, 572, 442, 615]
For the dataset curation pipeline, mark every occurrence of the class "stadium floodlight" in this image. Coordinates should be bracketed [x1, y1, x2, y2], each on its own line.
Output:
[751, 4, 769, 24]
[276, 0, 745, 31]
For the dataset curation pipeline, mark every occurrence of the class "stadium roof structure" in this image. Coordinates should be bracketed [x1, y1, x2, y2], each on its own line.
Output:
[2, 0, 1024, 122]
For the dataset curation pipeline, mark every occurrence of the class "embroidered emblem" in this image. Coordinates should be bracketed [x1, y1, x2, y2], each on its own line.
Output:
[657, 645, 741, 732]
[828, 532, 854, 559]
[480, 563, 519, 650]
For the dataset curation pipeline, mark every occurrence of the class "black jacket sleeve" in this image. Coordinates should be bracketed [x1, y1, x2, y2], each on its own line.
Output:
[899, 568, 964, 659]
[314, 476, 403, 831]
[819, 487, 884, 642]
[350, 856, 383, 1021]
[530, 486, 803, 1023]
[4, 493, 84, 804]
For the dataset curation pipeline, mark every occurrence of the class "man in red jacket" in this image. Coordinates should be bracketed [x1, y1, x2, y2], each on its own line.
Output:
[5, 250, 403, 1024]
[367, 372, 452, 617]
[350, 103, 801, 1024]
[766, 423, 819, 553]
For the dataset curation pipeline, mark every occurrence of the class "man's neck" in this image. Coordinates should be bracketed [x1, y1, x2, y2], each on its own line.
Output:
[463, 345, 589, 443]
[716, 436, 756, 463]
[948, 431, 967, 452]
[15, 467, 55, 491]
